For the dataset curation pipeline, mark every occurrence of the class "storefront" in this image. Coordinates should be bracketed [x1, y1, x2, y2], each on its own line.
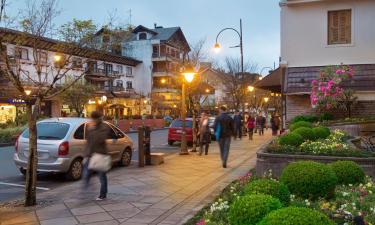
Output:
[0, 98, 26, 123]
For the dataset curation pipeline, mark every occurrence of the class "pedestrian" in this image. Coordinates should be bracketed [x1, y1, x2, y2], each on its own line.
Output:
[233, 110, 243, 140]
[214, 106, 234, 168]
[247, 114, 255, 140]
[82, 111, 111, 201]
[256, 114, 266, 136]
[198, 112, 211, 155]
[270, 113, 281, 136]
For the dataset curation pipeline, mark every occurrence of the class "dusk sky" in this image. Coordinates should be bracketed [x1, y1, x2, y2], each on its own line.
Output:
[6, 0, 281, 74]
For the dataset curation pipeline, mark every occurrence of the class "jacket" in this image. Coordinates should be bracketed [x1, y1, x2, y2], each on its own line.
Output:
[84, 122, 110, 157]
[214, 113, 234, 138]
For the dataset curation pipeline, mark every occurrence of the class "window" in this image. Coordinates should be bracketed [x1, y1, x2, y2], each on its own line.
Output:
[116, 80, 123, 87]
[72, 57, 83, 68]
[104, 63, 113, 75]
[139, 32, 147, 40]
[116, 65, 123, 74]
[126, 66, 132, 76]
[126, 81, 133, 89]
[22, 122, 70, 140]
[111, 125, 125, 138]
[15, 48, 29, 60]
[103, 123, 117, 139]
[74, 124, 85, 140]
[328, 9, 352, 45]
[37, 51, 47, 63]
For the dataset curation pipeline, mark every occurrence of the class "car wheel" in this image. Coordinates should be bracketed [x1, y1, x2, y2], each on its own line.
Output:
[66, 158, 83, 181]
[119, 148, 132, 167]
[168, 140, 174, 146]
[19, 168, 26, 176]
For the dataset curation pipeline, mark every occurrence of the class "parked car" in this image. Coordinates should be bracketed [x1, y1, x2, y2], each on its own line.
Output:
[14, 117, 133, 181]
[168, 119, 193, 146]
[208, 117, 216, 141]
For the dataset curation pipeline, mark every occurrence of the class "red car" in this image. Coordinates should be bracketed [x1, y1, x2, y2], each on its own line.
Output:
[168, 119, 194, 146]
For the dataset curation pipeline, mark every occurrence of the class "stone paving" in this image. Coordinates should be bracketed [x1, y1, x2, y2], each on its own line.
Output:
[0, 131, 272, 225]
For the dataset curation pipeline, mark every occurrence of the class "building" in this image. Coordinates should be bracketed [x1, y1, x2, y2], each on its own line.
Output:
[122, 24, 191, 115]
[0, 27, 141, 123]
[280, 0, 375, 122]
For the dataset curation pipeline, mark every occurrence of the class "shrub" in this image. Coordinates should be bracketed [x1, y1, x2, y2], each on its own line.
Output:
[258, 207, 335, 225]
[312, 126, 331, 139]
[291, 115, 319, 124]
[280, 161, 337, 199]
[278, 132, 304, 147]
[330, 160, 365, 185]
[292, 127, 316, 141]
[243, 179, 290, 205]
[289, 121, 312, 131]
[0, 126, 24, 143]
[319, 113, 334, 121]
[228, 194, 282, 225]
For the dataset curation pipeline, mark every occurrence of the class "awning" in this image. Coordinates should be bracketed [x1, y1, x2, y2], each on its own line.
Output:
[254, 67, 282, 93]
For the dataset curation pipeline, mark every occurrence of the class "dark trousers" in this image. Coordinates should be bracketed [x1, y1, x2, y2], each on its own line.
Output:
[259, 126, 265, 136]
[199, 142, 209, 155]
[248, 128, 254, 140]
[234, 126, 242, 139]
[219, 137, 231, 167]
[83, 160, 108, 198]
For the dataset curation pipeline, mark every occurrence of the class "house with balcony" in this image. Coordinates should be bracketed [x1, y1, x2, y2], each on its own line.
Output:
[280, 0, 375, 122]
[0, 27, 141, 122]
[122, 24, 191, 115]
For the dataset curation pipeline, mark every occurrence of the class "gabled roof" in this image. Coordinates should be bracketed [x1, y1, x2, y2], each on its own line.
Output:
[151, 27, 180, 41]
[254, 67, 282, 93]
[132, 25, 158, 35]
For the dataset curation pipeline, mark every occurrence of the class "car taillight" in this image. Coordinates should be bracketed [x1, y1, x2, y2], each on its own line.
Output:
[15, 138, 19, 153]
[58, 141, 69, 156]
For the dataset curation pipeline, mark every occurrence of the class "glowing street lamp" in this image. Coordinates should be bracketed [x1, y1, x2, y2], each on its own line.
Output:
[161, 78, 166, 84]
[248, 85, 254, 92]
[205, 88, 210, 93]
[24, 89, 31, 96]
[264, 97, 269, 103]
[53, 54, 62, 62]
[213, 43, 221, 53]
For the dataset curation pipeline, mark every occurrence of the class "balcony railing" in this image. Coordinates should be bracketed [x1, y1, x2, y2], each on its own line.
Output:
[152, 53, 182, 61]
[86, 69, 124, 77]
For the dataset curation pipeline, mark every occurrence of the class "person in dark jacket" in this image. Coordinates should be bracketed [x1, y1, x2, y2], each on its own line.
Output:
[233, 110, 243, 140]
[198, 112, 211, 155]
[83, 111, 110, 201]
[214, 106, 234, 168]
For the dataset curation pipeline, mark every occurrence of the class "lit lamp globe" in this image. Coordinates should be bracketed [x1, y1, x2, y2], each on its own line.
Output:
[181, 65, 197, 83]
[264, 97, 269, 103]
[24, 89, 32, 96]
[213, 43, 221, 53]
[53, 54, 62, 62]
[248, 86, 254, 92]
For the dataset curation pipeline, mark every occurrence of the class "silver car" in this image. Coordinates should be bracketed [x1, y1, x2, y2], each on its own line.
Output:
[14, 117, 133, 181]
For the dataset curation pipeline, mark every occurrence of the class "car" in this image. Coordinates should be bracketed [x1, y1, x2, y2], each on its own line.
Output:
[208, 117, 216, 141]
[14, 117, 133, 181]
[168, 119, 193, 146]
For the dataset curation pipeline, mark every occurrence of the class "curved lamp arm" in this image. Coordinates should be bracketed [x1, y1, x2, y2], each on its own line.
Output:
[215, 27, 241, 45]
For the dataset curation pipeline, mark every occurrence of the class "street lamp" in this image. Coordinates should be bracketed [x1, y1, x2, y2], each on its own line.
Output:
[264, 97, 269, 103]
[214, 19, 244, 77]
[180, 64, 197, 155]
[53, 54, 62, 62]
[161, 78, 166, 84]
[24, 89, 31, 96]
[248, 85, 254, 92]
[205, 88, 210, 93]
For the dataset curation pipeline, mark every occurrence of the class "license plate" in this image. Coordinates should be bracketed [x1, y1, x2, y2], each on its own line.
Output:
[176, 130, 182, 133]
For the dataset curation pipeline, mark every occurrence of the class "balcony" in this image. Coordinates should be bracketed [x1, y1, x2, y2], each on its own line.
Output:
[85, 69, 123, 78]
[103, 86, 125, 92]
[152, 53, 182, 62]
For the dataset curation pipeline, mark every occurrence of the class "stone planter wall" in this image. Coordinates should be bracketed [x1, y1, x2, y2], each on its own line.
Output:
[256, 147, 375, 178]
[329, 122, 375, 137]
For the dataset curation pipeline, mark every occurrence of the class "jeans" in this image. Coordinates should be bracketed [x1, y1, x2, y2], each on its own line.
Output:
[199, 143, 209, 155]
[234, 126, 242, 139]
[248, 128, 254, 140]
[218, 137, 231, 167]
[83, 160, 108, 198]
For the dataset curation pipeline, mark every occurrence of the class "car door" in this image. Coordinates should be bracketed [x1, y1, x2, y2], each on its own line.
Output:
[71, 123, 86, 158]
[103, 123, 123, 162]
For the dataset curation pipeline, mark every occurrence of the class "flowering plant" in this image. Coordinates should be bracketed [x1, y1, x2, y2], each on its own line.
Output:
[311, 65, 354, 110]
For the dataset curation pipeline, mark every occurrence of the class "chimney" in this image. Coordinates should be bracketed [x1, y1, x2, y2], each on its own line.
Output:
[154, 23, 157, 28]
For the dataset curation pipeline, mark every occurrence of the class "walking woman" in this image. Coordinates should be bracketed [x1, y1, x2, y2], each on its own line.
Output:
[198, 112, 211, 155]
[247, 114, 255, 140]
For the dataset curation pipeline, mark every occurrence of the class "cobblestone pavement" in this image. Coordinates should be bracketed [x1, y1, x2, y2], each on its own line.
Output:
[0, 131, 272, 225]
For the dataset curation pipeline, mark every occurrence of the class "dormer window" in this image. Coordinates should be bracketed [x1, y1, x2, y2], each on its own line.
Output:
[138, 32, 147, 40]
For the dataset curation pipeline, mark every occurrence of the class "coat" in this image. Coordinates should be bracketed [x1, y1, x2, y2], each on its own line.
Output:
[84, 122, 110, 157]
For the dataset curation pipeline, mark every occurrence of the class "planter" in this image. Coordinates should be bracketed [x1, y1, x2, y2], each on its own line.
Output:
[256, 146, 375, 178]
[328, 122, 375, 137]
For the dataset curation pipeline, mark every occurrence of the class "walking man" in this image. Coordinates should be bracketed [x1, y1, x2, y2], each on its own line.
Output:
[198, 112, 211, 155]
[233, 110, 243, 140]
[214, 106, 234, 168]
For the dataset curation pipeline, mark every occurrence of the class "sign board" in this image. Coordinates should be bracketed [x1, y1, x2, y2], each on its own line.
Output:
[268, 107, 276, 111]
[8, 98, 25, 104]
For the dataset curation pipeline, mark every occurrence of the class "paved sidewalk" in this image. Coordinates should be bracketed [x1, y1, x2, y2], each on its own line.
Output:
[0, 132, 272, 225]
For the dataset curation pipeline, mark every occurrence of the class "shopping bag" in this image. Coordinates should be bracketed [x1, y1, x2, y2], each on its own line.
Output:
[215, 123, 221, 141]
[88, 153, 111, 172]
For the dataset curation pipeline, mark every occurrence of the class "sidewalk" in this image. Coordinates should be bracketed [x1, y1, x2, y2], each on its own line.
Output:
[0, 131, 272, 225]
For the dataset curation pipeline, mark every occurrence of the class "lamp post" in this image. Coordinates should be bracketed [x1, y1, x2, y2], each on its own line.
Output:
[214, 19, 244, 78]
[180, 65, 197, 155]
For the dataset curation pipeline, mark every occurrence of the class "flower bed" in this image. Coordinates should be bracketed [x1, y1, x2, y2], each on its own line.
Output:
[186, 161, 375, 225]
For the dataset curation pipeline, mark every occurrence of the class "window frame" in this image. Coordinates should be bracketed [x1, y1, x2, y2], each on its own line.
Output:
[326, 8, 354, 47]
[126, 81, 133, 89]
[138, 32, 147, 40]
[126, 66, 133, 76]
[15, 47, 29, 60]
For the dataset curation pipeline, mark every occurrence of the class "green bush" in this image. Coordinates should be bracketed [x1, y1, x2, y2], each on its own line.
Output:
[258, 207, 335, 225]
[291, 115, 319, 124]
[312, 126, 331, 139]
[278, 132, 304, 147]
[0, 127, 24, 143]
[228, 194, 282, 225]
[330, 160, 365, 185]
[243, 179, 290, 205]
[289, 121, 313, 131]
[280, 161, 337, 199]
[319, 113, 334, 121]
[292, 127, 316, 141]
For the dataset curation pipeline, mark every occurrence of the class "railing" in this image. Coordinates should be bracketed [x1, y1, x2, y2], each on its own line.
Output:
[86, 69, 123, 77]
[103, 86, 125, 92]
[152, 53, 182, 61]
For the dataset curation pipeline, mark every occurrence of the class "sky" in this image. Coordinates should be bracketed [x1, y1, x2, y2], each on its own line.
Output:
[5, 0, 281, 75]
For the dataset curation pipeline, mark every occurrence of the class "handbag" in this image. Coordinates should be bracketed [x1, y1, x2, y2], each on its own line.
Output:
[88, 153, 112, 172]
[215, 123, 221, 141]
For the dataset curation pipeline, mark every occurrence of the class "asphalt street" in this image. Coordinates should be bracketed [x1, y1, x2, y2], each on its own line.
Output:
[0, 129, 180, 203]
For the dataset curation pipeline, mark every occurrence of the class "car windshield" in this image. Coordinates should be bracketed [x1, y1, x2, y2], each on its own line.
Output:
[171, 120, 193, 128]
[22, 122, 70, 140]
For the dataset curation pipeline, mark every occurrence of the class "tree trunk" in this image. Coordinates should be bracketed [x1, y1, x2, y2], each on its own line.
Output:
[24, 99, 39, 206]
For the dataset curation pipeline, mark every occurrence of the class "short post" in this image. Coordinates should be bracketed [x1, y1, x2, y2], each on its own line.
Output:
[138, 127, 145, 167]
[144, 126, 151, 165]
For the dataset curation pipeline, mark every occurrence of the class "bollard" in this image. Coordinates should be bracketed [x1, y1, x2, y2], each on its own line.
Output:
[144, 126, 151, 165]
[138, 127, 145, 167]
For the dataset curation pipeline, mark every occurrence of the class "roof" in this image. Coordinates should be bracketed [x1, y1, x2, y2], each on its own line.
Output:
[254, 67, 282, 92]
[40, 117, 89, 124]
[0, 27, 141, 66]
[132, 25, 158, 35]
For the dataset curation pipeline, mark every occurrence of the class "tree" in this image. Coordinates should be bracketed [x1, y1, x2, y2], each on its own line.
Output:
[0, 0, 100, 206]
[58, 19, 97, 47]
[60, 77, 96, 117]
[338, 89, 358, 118]
[0, 0, 5, 22]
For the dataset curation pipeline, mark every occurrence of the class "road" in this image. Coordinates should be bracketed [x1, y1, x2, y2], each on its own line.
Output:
[0, 129, 179, 203]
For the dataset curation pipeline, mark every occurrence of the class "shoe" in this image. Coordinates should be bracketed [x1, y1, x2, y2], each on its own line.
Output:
[223, 164, 227, 168]
[95, 196, 106, 201]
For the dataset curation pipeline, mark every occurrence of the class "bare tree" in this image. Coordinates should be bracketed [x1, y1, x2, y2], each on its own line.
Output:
[0, 0, 101, 206]
[0, 0, 6, 22]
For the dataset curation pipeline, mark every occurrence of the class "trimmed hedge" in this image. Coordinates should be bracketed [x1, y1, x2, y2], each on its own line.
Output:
[312, 126, 331, 139]
[243, 179, 290, 206]
[0, 127, 24, 143]
[280, 161, 338, 199]
[330, 161, 365, 185]
[258, 207, 335, 225]
[291, 115, 319, 124]
[289, 121, 313, 131]
[292, 127, 316, 141]
[278, 132, 304, 147]
[228, 194, 282, 225]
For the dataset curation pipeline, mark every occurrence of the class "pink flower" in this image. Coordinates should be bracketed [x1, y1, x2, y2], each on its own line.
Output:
[196, 219, 206, 225]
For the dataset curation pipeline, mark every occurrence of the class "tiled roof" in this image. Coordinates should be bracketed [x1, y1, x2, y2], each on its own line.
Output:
[254, 67, 282, 92]
[151, 27, 180, 41]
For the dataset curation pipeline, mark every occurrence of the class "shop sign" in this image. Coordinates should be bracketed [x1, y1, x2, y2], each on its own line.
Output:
[8, 98, 26, 104]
